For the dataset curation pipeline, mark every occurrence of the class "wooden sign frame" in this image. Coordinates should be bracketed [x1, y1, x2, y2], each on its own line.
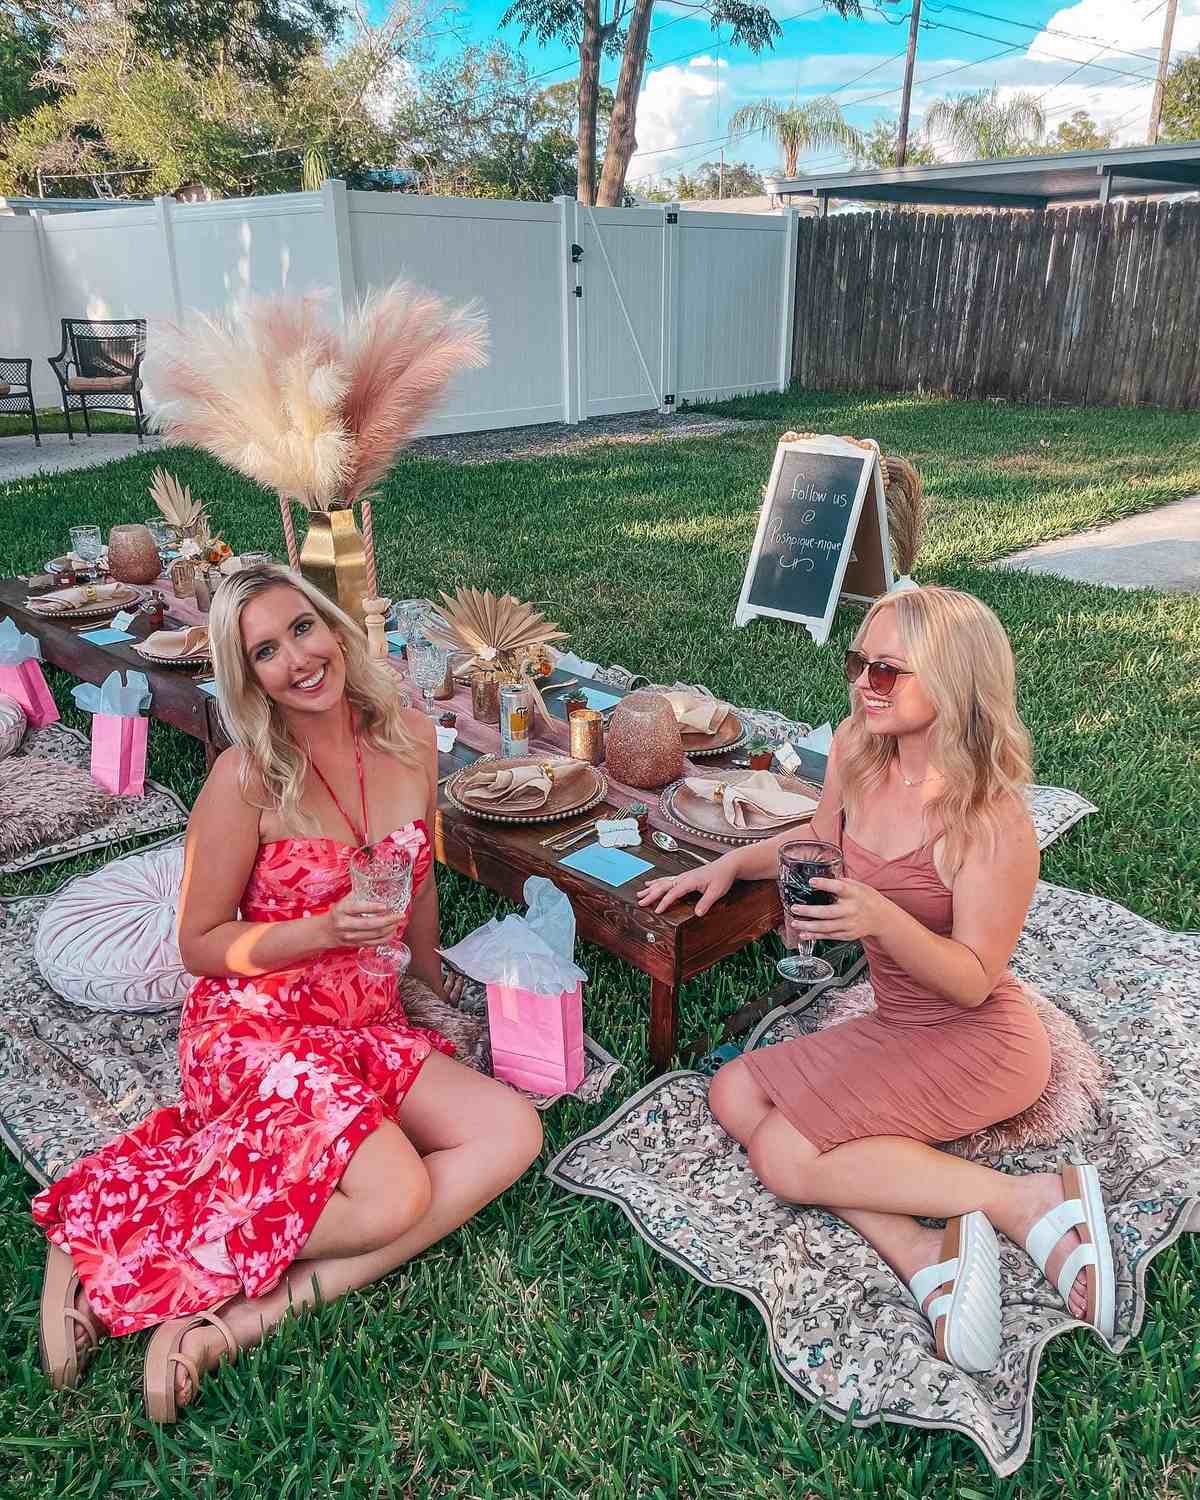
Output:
[733, 434, 895, 644]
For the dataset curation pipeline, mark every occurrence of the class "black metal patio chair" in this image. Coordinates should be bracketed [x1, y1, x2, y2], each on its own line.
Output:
[48, 318, 148, 443]
[0, 357, 41, 446]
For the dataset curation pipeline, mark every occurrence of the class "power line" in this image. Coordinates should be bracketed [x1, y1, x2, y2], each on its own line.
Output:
[914, 17, 1159, 84]
[925, 3, 1188, 66]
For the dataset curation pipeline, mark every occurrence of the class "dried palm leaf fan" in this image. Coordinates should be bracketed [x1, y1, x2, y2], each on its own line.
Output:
[779, 432, 925, 578]
[430, 587, 567, 720]
[148, 467, 207, 539]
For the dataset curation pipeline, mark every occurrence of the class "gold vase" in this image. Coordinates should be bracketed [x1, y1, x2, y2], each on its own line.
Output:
[298, 507, 367, 627]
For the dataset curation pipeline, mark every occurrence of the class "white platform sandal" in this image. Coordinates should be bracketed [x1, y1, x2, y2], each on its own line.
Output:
[1024, 1162, 1115, 1339]
[907, 1210, 1002, 1373]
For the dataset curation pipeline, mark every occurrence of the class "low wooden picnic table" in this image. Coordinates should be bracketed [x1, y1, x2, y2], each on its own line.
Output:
[0, 577, 794, 1068]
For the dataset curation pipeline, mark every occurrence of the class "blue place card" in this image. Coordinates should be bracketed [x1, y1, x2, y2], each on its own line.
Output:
[197, 680, 220, 697]
[386, 630, 406, 655]
[79, 627, 135, 645]
[559, 843, 654, 887]
[580, 686, 621, 711]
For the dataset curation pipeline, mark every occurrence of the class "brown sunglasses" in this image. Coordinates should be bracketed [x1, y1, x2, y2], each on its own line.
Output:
[844, 649, 914, 696]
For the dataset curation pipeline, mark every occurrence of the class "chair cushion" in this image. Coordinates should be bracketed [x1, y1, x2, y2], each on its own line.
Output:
[0, 382, 10, 396]
[35, 843, 195, 1012]
[0, 693, 27, 759]
[67, 375, 134, 393]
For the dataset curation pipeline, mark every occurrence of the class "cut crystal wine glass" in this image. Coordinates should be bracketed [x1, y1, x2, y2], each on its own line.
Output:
[349, 842, 415, 979]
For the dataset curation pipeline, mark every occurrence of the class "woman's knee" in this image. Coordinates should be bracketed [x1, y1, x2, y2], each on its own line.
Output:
[707, 1057, 768, 1140]
[345, 1124, 432, 1246]
[497, 1093, 543, 1179]
[747, 1116, 818, 1202]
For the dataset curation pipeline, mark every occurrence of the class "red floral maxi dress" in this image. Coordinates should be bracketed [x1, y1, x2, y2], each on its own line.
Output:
[32, 821, 452, 1337]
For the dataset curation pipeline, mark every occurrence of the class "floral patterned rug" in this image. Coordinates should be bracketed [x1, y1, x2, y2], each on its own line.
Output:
[0, 723, 188, 875]
[546, 879, 1200, 1477]
[0, 858, 622, 1189]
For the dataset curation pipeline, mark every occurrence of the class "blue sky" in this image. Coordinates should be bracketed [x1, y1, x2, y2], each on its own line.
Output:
[396, 1, 1199, 183]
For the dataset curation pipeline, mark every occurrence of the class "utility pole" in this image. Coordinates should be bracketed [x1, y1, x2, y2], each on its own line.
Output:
[1147, 0, 1179, 144]
[896, 0, 923, 168]
[719, 146, 725, 199]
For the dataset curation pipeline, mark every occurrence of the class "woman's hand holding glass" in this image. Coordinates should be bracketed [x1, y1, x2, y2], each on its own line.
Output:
[638, 855, 738, 915]
[321, 894, 402, 950]
[786, 876, 888, 943]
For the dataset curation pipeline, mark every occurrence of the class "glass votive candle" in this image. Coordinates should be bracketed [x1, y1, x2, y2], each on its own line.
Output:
[569, 708, 605, 765]
[470, 673, 501, 724]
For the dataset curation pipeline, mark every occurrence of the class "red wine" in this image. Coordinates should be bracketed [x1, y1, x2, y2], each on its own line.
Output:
[781, 863, 837, 907]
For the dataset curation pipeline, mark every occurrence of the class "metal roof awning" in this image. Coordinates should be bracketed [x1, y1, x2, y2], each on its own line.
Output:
[765, 141, 1200, 211]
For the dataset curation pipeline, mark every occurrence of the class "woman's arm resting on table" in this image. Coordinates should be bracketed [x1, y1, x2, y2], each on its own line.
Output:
[796, 801, 1039, 1008]
[637, 725, 849, 914]
[178, 749, 397, 978]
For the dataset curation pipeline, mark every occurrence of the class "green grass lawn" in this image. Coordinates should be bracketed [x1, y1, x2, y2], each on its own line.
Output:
[1, 389, 1198, 1497]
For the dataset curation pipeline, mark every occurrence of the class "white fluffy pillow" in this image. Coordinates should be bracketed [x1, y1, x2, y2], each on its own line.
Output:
[36, 843, 195, 1012]
[0, 693, 26, 760]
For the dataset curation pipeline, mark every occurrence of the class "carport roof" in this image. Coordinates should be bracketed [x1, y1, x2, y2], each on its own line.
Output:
[764, 141, 1200, 211]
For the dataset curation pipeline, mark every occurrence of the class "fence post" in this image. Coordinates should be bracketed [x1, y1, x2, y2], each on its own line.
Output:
[777, 206, 800, 392]
[321, 178, 359, 324]
[660, 201, 680, 415]
[29, 210, 58, 406]
[555, 194, 581, 424]
[155, 194, 184, 322]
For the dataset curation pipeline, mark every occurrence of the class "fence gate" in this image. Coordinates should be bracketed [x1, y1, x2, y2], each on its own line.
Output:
[560, 198, 798, 423]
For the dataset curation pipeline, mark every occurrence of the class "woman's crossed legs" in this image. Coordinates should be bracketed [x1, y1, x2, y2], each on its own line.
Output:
[707, 1057, 1089, 1319]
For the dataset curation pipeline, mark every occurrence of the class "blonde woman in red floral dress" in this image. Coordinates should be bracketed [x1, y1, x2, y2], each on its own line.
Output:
[35, 565, 543, 1420]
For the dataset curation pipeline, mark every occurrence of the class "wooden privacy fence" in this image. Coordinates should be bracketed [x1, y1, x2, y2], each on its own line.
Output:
[791, 198, 1200, 410]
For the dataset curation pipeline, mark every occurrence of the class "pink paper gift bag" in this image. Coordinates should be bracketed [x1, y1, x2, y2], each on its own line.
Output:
[91, 712, 148, 796]
[486, 980, 585, 1095]
[0, 660, 58, 727]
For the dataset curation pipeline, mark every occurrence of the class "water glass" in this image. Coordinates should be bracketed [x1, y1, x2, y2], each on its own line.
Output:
[777, 839, 843, 984]
[70, 526, 102, 570]
[144, 519, 174, 559]
[408, 636, 450, 715]
[349, 842, 415, 979]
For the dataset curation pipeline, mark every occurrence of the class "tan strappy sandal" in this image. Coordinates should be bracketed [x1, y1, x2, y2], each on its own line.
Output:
[142, 1300, 239, 1424]
[39, 1244, 102, 1390]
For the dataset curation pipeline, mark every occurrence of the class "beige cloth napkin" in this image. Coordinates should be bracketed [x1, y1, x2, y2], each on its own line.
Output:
[142, 625, 211, 659]
[684, 770, 818, 830]
[663, 691, 731, 735]
[27, 582, 134, 613]
[462, 759, 584, 812]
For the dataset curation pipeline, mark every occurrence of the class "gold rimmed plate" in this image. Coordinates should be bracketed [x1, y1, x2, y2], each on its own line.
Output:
[446, 755, 609, 826]
[26, 585, 143, 620]
[132, 644, 212, 669]
[680, 711, 746, 759]
[659, 769, 821, 846]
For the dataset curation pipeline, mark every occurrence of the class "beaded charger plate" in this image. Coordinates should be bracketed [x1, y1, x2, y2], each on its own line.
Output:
[446, 756, 609, 826]
[680, 711, 747, 759]
[659, 769, 821, 846]
[25, 585, 143, 621]
[132, 643, 212, 670]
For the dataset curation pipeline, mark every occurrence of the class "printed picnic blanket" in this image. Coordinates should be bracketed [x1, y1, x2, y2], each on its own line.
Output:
[547, 879, 1200, 1476]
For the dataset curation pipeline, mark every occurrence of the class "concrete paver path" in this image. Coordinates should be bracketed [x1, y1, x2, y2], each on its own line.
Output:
[0, 432, 160, 484]
[996, 495, 1200, 593]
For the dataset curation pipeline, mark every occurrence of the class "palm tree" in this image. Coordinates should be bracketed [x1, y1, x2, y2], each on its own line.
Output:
[727, 96, 864, 178]
[924, 87, 1046, 161]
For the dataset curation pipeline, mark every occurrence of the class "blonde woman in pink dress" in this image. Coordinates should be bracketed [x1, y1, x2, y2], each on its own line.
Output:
[640, 586, 1115, 1374]
[35, 565, 543, 1419]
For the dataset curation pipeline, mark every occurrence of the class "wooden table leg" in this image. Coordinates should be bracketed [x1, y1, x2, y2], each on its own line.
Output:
[650, 974, 680, 1072]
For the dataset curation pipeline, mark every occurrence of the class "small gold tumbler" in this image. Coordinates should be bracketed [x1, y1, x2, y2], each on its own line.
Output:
[569, 708, 605, 765]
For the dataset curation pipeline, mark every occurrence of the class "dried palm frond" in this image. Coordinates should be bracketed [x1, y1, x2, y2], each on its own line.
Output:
[340, 282, 489, 508]
[147, 295, 352, 511]
[430, 587, 567, 678]
[148, 467, 205, 531]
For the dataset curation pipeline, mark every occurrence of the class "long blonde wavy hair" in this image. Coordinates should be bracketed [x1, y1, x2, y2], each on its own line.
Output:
[209, 564, 420, 832]
[839, 586, 1032, 874]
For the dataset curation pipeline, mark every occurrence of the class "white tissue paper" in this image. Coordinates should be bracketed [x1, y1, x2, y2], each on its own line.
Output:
[436, 726, 458, 752]
[439, 875, 588, 992]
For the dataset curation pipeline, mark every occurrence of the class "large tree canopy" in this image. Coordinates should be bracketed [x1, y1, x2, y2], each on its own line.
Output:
[502, 1, 866, 206]
[1161, 50, 1200, 143]
[127, 0, 346, 90]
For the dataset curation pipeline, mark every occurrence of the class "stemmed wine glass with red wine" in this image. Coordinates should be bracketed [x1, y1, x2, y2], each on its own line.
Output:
[777, 839, 843, 984]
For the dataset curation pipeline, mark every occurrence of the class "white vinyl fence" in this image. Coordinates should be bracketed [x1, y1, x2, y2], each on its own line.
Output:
[2, 182, 800, 432]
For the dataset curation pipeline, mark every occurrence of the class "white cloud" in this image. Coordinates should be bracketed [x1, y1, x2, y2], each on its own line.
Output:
[1029, 1, 1200, 68]
[627, 57, 730, 180]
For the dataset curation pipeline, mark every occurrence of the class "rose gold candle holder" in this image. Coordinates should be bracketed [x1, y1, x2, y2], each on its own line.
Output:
[569, 708, 605, 765]
[470, 673, 501, 724]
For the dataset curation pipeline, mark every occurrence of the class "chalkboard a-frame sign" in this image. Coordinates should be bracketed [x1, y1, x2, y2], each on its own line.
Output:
[733, 435, 895, 644]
